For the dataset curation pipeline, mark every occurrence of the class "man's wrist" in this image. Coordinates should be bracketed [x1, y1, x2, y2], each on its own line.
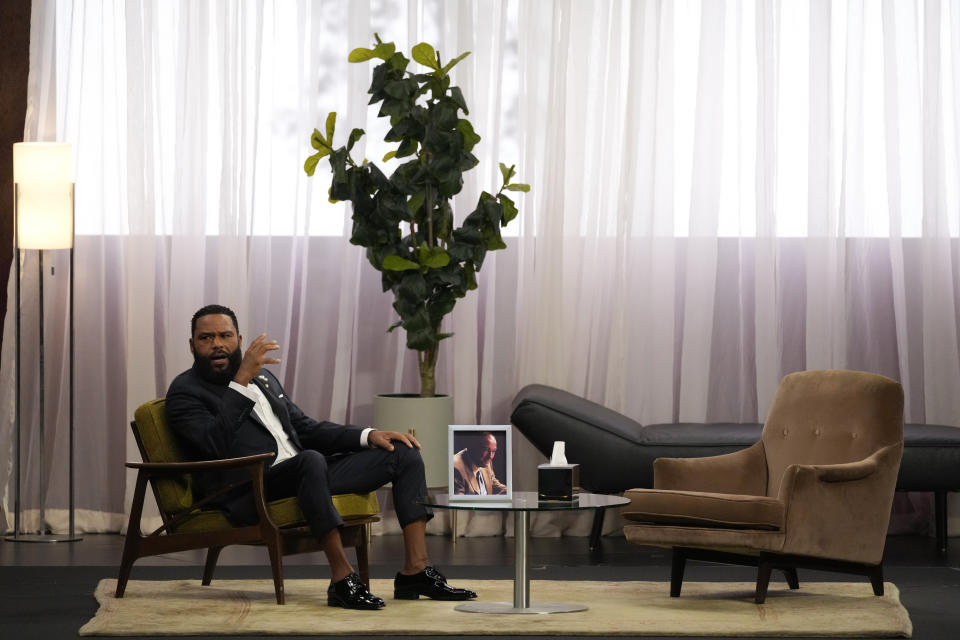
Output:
[361, 427, 375, 447]
[228, 380, 257, 401]
[232, 369, 254, 386]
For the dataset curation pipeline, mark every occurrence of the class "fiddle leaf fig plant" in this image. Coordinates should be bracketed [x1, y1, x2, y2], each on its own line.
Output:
[304, 35, 528, 398]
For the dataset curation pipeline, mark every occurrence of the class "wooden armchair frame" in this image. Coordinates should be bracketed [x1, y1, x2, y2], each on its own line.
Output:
[116, 402, 379, 605]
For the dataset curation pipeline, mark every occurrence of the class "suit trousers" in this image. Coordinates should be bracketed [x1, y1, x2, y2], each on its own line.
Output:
[225, 445, 433, 539]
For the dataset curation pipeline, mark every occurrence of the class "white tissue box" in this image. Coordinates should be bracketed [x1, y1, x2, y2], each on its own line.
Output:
[537, 463, 580, 501]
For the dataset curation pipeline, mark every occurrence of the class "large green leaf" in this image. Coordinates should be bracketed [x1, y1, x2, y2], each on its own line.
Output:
[303, 150, 327, 176]
[325, 112, 337, 144]
[347, 128, 365, 152]
[419, 243, 450, 269]
[449, 87, 468, 114]
[348, 47, 378, 62]
[396, 137, 418, 158]
[456, 119, 481, 152]
[412, 43, 439, 70]
[397, 272, 428, 300]
[499, 162, 516, 184]
[499, 194, 519, 223]
[407, 190, 426, 216]
[311, 128, 325, 150]
[383, 255, 419, 272]
[388, 53, 407, 71]
[349, 42, 396, 62]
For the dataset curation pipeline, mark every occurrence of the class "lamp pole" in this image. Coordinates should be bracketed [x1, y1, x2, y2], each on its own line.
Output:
[6, 142, 80, 543]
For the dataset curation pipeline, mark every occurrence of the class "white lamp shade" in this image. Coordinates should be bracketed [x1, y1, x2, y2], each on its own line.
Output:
[13, 142, 74, 249]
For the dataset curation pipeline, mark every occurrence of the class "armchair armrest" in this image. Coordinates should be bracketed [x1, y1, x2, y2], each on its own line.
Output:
[811, 457, 879, 483]
[126, 452, 277, 537]
[779, 442, 903, 563]
[653, 440, 768, 496]
[125, 452, 275, 472]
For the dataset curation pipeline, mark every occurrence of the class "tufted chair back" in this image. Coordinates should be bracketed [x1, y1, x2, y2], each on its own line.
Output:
[762, 370, 904, 498]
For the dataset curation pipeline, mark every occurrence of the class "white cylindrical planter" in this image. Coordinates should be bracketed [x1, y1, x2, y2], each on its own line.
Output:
[373, 394, 452, 488]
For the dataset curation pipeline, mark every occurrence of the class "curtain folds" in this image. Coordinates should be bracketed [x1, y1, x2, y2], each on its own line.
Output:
[2, 0, 959, 538]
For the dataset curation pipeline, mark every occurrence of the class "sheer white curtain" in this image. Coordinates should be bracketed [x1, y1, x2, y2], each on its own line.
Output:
[2, 0, 959, 538]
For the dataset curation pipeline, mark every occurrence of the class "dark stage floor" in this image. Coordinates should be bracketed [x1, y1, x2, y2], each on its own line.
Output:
[0, 532, 957, 639]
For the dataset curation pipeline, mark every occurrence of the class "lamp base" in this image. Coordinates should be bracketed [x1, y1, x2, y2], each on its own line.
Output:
[4, 533, 82, 543]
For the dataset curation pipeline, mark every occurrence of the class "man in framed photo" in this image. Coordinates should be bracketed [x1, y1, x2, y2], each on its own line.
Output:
[452, 431, 507, 495]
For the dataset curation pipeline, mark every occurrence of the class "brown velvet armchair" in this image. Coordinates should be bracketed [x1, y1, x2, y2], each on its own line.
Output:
[623, 370, 904, 603]
[116, 398, 380, 605]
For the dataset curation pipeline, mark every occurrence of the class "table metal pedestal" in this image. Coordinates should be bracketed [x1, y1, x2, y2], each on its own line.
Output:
[455, 511, 587, 614]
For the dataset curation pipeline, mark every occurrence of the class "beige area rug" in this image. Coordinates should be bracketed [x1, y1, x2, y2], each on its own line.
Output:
[80, 578, 912, 637]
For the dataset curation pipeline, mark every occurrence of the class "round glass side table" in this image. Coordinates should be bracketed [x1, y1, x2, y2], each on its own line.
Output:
[417, 491, 630, 614]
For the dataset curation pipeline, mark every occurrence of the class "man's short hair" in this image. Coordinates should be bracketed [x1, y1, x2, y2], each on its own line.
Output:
[191, 304, 239, 336]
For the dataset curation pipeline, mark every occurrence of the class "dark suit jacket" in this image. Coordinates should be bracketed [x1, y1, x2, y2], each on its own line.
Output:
[165, 365, 365, 503]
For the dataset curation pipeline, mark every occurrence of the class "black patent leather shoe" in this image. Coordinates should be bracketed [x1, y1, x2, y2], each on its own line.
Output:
[327, 572, 385, 610]
[394, 565, 478, 600]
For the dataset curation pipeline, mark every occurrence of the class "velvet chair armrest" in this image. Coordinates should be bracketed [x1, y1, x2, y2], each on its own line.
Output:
[653, 440, 768, 495]
[778, 442, 903, 564]
[813, 457, 879, 482]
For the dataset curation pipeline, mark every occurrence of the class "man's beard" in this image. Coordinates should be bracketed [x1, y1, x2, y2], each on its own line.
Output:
[194, 347, 243, 385]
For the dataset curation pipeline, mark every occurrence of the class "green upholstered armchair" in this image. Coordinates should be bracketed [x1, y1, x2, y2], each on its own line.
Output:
[116, 398, 380, 605]
[623, 370, 904, 604]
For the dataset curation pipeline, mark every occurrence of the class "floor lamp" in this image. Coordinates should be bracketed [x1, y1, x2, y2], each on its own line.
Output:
[5, 142, 80, 543]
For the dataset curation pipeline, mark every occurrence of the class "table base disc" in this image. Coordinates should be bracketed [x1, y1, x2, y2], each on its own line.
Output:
[454, 601, 588, 614]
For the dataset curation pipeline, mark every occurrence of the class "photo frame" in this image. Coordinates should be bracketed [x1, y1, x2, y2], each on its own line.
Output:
[448, 425, 513, 501]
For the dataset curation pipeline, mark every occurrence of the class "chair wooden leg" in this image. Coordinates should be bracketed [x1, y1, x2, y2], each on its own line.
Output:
[869, 564, 884, 596]
[262, 534, 285, 605]
[202, 546, 225, 585]
[670, 549, 687, 597]
[116, 473, 150, 598]
[115, 535, 140, 598]
[356, 524, 371, 587]
[755, 558, 773, 604]
[782, 567, 799, 590]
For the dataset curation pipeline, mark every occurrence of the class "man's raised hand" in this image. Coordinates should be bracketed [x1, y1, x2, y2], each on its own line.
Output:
[234, 333, 281, 385]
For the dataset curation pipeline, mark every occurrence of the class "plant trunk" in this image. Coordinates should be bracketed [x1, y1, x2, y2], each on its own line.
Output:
[418, 347, 438, 397]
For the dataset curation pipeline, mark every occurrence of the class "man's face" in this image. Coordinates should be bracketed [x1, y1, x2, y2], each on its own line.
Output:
[469, 433, 498, 468]
[190, 314, 242, 384]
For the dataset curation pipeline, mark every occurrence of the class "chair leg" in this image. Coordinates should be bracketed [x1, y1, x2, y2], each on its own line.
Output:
[115, 535, 140, 598]
[263, 535, 285, 605]
[755, 557, 773, 604]
[782, 567, 799, 590]
[670, 549, 687, 597]
[356, 524, 371, 588]
[116, 473, 150, 598]
[202, 546, 225, 586]
[869, 564, 884, 596]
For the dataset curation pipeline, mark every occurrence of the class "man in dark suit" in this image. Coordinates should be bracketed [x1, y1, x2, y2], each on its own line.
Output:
[166, 304, 477, 610]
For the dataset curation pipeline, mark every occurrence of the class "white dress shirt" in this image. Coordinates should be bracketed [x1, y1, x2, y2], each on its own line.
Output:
[229, 380, 374, 465]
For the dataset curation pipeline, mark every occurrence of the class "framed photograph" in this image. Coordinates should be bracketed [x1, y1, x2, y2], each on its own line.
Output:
[448, 425, 513, 501]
